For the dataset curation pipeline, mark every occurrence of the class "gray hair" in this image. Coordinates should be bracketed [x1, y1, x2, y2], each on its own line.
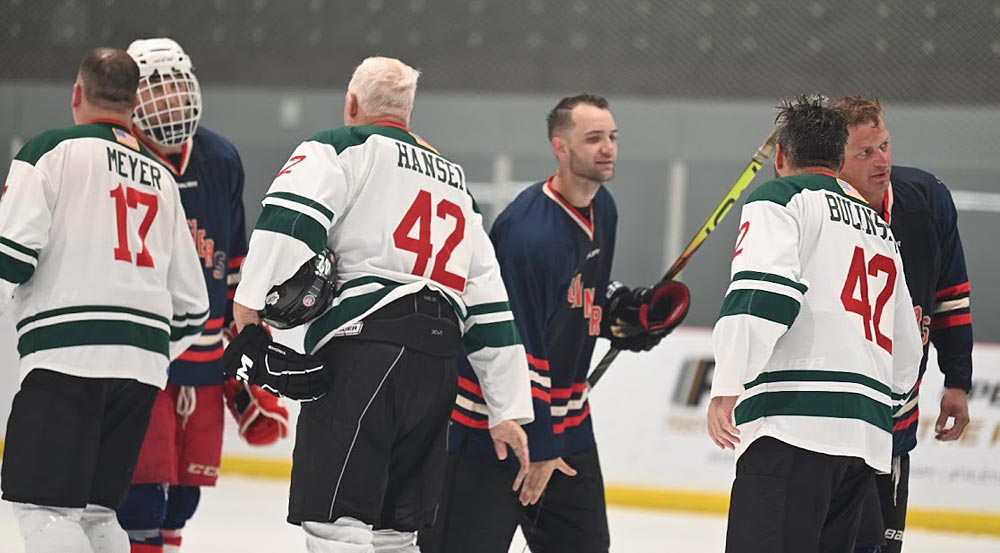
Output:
[347, 57, 420, 123]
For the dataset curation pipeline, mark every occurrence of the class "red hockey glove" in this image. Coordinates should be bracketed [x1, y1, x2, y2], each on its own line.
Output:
[223, 378, 289, 446]
[602, 280, 690, 352]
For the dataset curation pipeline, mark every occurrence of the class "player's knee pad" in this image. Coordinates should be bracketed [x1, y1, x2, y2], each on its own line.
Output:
[303, 517, 374, 553]
[81, 504, 129, 553]
[163, 485, 201, 530]
[372, 529, 418, 553]
[116, 483, 167, 532]
[11, 502, 91, 553]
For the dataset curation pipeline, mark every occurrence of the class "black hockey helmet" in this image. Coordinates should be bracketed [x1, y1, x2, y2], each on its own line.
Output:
[262, 249, 337, 329]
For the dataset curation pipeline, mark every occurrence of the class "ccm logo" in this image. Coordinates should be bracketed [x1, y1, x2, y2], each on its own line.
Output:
[187, 463, 220, 477]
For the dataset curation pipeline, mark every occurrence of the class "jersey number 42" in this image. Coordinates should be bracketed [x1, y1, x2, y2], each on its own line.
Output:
[841, 246, 896, 354]
[393, 189, 466, 291]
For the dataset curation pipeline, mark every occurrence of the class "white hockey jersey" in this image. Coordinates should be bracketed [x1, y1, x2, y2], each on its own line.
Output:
[0, 121, 209, 388]
[711, 171, 921, 473]
[236, 122, 533, 427]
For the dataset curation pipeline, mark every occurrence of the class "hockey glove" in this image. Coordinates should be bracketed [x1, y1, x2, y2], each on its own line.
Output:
[222, 324, 331, 402]
[223, 378, 290, 446]
[602, 280, 690, 352]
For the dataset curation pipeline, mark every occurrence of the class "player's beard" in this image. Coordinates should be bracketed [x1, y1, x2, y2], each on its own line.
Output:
[569, 150, 615, 184]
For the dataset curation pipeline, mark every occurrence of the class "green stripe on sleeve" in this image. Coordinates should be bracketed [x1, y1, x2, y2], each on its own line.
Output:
[265, 192, 335, 221]
[467, 301, 511, 317]
[0, 252, 35, 284]
[255, 204, 328, 254]
[18, 320, 169, 358]
[719, 288, 800, 327]
[463, 320, 522, 354]
[0, 237, 39, 259]
[733, 270, 808, 294]
[171, 323, 206, 341]
[734, 390, 893, 433]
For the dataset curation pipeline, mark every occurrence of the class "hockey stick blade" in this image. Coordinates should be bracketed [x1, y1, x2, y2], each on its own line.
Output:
[588, 127, 779, 389]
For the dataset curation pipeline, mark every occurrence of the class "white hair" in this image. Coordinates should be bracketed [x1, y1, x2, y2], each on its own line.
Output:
[347, 57, 420, 123]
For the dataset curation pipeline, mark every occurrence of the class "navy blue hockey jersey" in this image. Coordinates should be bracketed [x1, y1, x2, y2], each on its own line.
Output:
[138, 126, 248, 386]
[450, 178, 617, 461]
[885, 166, 973, 455]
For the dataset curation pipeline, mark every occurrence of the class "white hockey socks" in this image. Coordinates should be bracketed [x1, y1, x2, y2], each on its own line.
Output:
[303, 517, 375, 553]
[80, 504, 129, 553]
[372, 529, 419, 553]
[12, 502, 91, 553]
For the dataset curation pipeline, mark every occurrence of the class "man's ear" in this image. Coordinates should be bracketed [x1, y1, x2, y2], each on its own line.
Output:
[71, 81, 83, 108]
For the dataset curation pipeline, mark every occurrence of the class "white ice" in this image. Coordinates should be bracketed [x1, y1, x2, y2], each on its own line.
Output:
[2, 476, 999, 552]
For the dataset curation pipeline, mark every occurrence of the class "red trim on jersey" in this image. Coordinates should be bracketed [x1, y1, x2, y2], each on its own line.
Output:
[936, 282, 971, 300]
[458, 375, 484, 397]
[551, 382, 588, 400]
[132, 128, 193, 176]
[374, 120, 409, 131]
[893, 409, 919, 432]
[553, 404, 591, 434]
[882, 186, 894, 224]
[531, 386, 552, 403]
[130, 544, 164, 553]
[452, 409, 489, 429]
[205, 317, 225, 331]
[228, 255, 246, 269]
[806, 169, 838, 178]
[527, 353, 550, 371]
[227, 289, 236, 300]
[932, 313, 973, 330]
[178, 345, 224, 362]
[543, 176, 595, 240]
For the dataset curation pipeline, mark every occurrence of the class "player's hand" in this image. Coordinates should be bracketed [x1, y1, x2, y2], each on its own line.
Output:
[514, 458, 577, 506]
[489, 420, 530, 481]
[935, 387, 970, 441]
[707, 395, 740, 450]
[233, 302, 261, 332]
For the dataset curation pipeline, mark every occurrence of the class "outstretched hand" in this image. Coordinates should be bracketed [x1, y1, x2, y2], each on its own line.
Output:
[935, 388, 970, 441]
[489, 420, 530, 481]
[707, 395, 740, 450]
[514, 458, 577, 506]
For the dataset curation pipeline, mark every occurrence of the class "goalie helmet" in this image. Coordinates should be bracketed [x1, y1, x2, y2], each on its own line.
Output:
[127, 38, 202, 147]
[263, 249, 337, 330]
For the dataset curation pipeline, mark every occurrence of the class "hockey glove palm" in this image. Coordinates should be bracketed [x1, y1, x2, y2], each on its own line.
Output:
[602, 280, 690, 352]
[222, 324, 331, 401]
[223, 378, 290, 446]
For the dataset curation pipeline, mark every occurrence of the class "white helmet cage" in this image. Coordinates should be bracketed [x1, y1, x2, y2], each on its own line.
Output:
[127, 38, 202, 147]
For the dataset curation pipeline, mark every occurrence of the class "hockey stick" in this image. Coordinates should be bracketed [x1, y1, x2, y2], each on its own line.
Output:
[587, 127, 779, 389]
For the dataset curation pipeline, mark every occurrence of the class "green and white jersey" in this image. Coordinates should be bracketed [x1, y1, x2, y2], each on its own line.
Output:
[0, 121, 209, 388]
[712, 171, 921, 473]
[236, 122, 533, 426]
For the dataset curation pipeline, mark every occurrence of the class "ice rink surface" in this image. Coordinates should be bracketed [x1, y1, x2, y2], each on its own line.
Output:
[2, 476, 999, 552]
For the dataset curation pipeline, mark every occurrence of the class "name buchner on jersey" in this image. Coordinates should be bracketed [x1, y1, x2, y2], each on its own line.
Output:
[106, 146, 163, 190]
[395, 142, 466, 191]
[824, 192, 896, 248]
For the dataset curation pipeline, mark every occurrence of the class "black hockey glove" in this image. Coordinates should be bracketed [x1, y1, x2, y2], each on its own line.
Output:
[222, 324, 331, 402]
[602, 280, 691, 352]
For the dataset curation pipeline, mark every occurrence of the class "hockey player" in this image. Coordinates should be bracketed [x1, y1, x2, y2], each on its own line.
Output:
[707, 96, 923, 553]
[114, 38, 290, 553]
[831, 96, 974, 553]
[0, 48, 209, 553]
[419, 94, 690, 553]
[223, 56, 533, 553]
